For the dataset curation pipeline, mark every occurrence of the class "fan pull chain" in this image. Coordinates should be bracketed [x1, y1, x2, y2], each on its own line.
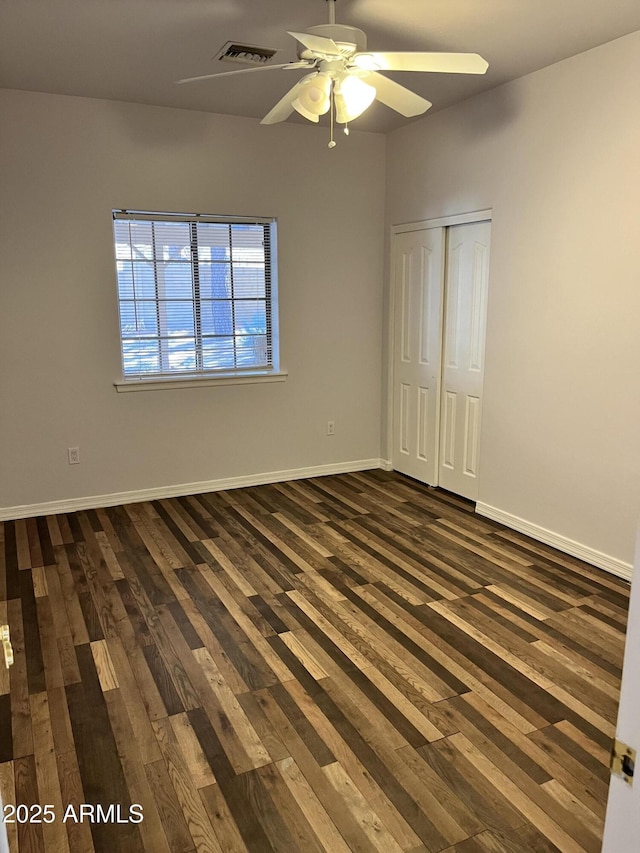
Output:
[328, 86, 336, 148]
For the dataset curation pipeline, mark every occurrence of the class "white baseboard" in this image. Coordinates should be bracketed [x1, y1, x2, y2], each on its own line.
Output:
[476, 502, 633, 581]
[0, 458, 386, 521]
[8, 467, 628, 583]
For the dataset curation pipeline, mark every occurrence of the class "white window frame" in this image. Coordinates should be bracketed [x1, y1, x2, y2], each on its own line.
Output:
[112, 210, 286, 392]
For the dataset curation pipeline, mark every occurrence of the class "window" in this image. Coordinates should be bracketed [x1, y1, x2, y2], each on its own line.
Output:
[112, 210, 280, 386]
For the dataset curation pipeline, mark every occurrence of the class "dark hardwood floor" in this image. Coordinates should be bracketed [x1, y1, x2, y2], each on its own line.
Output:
[0, 470, 629, 852]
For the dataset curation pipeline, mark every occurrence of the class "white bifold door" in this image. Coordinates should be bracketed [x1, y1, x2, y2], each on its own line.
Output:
[391, 219, 491, 501]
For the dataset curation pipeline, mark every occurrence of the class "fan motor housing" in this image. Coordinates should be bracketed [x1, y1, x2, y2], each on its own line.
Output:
[300, 24, 367, 58]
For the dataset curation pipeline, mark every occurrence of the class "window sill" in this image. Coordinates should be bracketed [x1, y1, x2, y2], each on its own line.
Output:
[114, 369, 288, 393]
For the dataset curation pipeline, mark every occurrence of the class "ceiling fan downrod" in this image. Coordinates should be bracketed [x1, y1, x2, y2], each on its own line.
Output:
[326, 0, 337, 26]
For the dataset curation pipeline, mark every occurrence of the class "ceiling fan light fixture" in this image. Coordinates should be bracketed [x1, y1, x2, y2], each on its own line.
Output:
[334, 75, 376, 123]
[292, 72, 332, 121]
[179, 0, 489, 138]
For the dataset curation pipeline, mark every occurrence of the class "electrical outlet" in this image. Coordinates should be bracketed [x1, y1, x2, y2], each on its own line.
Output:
[327, 420, 335, 436]
[68, 447, 80, 465]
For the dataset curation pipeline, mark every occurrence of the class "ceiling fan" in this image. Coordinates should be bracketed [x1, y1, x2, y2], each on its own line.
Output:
[178, 0, 488, 146]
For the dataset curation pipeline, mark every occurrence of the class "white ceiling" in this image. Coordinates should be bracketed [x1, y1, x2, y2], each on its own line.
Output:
[2, 0, 640, 134]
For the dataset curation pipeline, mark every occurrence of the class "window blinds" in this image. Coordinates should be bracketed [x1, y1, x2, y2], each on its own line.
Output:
[112, 211, 275, 379]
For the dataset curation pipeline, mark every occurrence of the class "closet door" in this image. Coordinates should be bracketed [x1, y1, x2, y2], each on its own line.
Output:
[438, 220, 491, 500]
[391, 227, 445, 484]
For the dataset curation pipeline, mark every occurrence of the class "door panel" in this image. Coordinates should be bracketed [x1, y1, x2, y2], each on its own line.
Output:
[441, 391, 457, 469]
[438, 221, 491, 500]
[464, 395, 481, 477]
[391, 228, 444, 484]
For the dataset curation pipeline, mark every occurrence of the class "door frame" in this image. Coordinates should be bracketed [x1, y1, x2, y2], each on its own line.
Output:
[386, 208, 493, 479]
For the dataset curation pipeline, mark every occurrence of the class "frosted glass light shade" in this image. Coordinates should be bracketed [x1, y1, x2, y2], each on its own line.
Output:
[334, 75, 376, 123]
[292, 73, 332, 122]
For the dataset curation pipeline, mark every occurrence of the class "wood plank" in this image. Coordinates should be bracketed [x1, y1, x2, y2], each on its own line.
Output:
[0, 693, 12, 763]
[322, 760, 405, 853]
[276, 756, 353, 853]
[168, 712, 217, 789]
[419, 737, 526, 834]
[144, 758, 195, 853]
[254, 686, 380, 852]
[198, 783, 249, 853]
[65, 644, 145, 853]
[90, 639, 119, 692]
[8, 597, 34, 759]
[104, 637, 164, 761]
[192, 646, 273, 770]
[14, 753, 45, 852]
[30, 691, 70, 853]
[449, 732, 594, 853]
[103, 688, 171, 853]
[187, 706, 278, 851]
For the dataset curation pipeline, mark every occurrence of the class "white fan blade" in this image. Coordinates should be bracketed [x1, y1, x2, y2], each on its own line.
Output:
[288, 31, 342, 57]
[177, 62, 309, 85]
[354, 52, 488, 74]
[261, 75, 317, 125]
[368, 72, 432, 117]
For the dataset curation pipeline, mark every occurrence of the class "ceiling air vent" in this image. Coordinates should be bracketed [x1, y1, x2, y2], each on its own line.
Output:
[214, 42, 279, 67]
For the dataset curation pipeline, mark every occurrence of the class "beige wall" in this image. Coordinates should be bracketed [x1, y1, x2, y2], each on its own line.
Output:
[386, 31, 640, 567]
[0, 90, 386, 509]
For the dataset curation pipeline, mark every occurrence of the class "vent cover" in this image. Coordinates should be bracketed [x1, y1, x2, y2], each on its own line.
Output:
[214, 42, 279, 66]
